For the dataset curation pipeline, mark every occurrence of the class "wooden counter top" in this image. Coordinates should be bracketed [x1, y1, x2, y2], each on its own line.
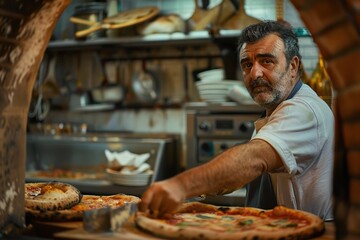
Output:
[29, 220, 335, 240]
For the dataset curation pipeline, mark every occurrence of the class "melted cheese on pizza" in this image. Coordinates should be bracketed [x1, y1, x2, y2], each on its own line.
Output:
[165, 212, 309, 233]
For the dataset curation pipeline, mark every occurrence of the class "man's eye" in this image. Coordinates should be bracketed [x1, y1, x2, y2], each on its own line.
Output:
[262, 59, 273, 64]
[242, 62, 252, 69]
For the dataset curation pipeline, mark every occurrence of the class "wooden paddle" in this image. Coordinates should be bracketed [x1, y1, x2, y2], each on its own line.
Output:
[70, 6, 159, 38]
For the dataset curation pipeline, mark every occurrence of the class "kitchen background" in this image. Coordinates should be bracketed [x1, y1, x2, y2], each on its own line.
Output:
[28, 0, 326, 169]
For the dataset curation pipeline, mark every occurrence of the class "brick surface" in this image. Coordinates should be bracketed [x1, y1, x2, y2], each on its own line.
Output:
[346, 0, 360, 9]
[289, 0, 312, 9]
[343, 121, 360, 149]
[314, 21, 360, 57]
[348, 151, 360, 176]
[337, 85, 360, 120]
[326, 49, 360, 90]
[350, 180, 360, 204]
[347, 205, 360, 234]
[297, 0, 347, 36]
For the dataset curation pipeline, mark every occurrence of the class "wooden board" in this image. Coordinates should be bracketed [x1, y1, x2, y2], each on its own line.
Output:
[49, 219, 163, 240]
[51, 221, 335, 240]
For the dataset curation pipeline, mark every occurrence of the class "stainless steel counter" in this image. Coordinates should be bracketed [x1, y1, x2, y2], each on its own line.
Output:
[26, 133, 180, 197]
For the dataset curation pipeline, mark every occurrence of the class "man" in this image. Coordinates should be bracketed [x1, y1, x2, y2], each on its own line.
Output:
[140, 20, 334, 221]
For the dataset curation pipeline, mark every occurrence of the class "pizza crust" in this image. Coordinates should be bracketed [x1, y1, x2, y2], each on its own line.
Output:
[135, 202, 325, 240]
[25, 182, 82, 211]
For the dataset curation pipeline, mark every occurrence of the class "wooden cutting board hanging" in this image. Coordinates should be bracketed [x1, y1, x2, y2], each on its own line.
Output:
[70, 6, 160, 38]
[221, 0, 261, 30]
[188, 0, 236, 31]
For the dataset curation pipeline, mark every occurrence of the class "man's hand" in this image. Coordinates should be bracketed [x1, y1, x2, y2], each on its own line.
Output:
[139, 178, 187, 217]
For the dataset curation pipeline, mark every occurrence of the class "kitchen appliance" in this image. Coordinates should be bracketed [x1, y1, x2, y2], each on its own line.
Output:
[185, 102, 263, 206]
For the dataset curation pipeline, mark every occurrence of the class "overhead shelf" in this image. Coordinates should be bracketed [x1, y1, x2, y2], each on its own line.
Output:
[47, 30, 244, 51]
[47, 27, 310, 51]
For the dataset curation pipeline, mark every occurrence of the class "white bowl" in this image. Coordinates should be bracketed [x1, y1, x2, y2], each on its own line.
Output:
[196, 80, 245, 104]
[197, 69, 224, 82]
[106, 168, 153, 186]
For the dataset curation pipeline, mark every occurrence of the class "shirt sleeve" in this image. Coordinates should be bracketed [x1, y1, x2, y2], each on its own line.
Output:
[251, 99, 320, 175]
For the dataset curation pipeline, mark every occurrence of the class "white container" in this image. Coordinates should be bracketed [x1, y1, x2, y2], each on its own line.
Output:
[197, 68, 224, 82]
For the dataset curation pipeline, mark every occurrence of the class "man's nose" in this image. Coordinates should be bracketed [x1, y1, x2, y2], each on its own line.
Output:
[250, 62, 263, 79]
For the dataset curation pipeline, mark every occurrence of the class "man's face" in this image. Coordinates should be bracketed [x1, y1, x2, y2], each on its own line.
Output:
[239, 34, 298, 109]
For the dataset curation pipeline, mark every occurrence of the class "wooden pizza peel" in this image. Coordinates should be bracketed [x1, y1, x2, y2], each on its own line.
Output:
[70, 6, 160, 38]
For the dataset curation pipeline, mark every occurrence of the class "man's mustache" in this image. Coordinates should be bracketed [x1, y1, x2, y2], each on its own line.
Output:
[250, 79, 272, 90]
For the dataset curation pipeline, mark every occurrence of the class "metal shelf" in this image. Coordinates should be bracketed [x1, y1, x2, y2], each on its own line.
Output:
[47, 28, 310, 52]
[47, 30, 243, 51]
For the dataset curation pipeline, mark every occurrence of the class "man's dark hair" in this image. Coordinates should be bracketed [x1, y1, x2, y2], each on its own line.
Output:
[238, 20, 302, 75]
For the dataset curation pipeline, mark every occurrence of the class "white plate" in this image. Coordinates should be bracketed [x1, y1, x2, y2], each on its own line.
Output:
[201, 98, 229, 101]
[196, 80, 241, 86]
[198, 89, 230, 94]
[106, 168, 153, 186]
[200, 95, 229, 100]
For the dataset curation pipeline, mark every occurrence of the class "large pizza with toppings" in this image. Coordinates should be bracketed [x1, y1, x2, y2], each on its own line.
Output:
[25, 182, 140, 221]
[135, 202, 325, 240]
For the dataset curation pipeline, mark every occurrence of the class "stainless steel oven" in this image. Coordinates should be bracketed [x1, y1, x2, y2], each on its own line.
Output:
[185, 102, 263, 167]
[185, 102, 263, 206]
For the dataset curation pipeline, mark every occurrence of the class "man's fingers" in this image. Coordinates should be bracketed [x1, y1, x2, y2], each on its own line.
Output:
[158, 200, 178, 217]
[148, 194, 162, 217]
[139, 188, 154, 212]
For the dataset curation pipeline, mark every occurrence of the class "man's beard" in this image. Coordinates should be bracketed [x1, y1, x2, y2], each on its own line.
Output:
[248, 74, 288, 109]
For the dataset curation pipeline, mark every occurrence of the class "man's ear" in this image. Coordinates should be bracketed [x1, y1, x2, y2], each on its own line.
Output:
[290, 56, 300, 78]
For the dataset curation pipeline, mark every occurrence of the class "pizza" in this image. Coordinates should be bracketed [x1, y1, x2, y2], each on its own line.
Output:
[25, 182, 140, 221]
[135, 202, 325, 240]
[25, 182, 82, 211]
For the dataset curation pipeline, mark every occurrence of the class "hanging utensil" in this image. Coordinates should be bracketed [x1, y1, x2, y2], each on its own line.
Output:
[90, 57, 125, 104]
[29, 56, 51, 121]
[131, 60, 159, 104]
[42, 55, 61, 99]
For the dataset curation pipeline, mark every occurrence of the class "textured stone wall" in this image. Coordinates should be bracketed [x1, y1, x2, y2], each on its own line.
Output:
[0, 0, 70, 234]
[290, 0, 360, 239]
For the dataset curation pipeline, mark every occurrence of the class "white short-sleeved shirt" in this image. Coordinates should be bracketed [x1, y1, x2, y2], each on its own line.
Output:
[251, 84, 334, 220]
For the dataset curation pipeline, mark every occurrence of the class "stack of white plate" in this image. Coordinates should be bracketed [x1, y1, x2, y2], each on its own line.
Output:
[196, 80, 243, 103]
[106, 168, 153, 186]
[197, 68, 224, 82]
